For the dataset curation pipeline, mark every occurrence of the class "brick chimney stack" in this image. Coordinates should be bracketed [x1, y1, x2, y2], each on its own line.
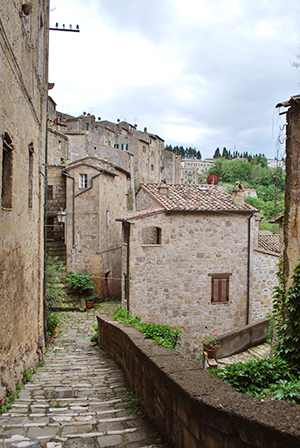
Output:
[232, 181, 244, 206]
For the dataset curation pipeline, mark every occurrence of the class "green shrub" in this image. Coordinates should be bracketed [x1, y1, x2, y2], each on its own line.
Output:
[113, 305, 182, 350]
[210, 357, 299, 399]
[47, 312, 60, 337]
[67, 271, 95, 294]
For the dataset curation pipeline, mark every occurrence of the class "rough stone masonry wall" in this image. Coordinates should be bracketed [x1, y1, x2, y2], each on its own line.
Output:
[66, 166, 127, 298]
[123, 211, 255, 357]
[47, 166, 66, 240]
[0, 0, 48, 400]
[250, 249, 279, 323]
[97, 315, 300, 448]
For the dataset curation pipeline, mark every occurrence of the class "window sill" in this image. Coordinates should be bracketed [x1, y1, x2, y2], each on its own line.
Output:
[2, 207, 12, 211]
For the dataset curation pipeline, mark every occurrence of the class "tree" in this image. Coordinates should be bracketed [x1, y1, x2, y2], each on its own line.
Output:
[213, 147, 221, 158]
[222, 147, 228, 158]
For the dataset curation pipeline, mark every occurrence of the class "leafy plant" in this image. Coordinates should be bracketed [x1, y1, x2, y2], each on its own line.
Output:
[272, 259, 300, 368]
[52, 401, 63, 408]
[22, 368, 33, 383]
[113, 306, 182, 350]
[46, 256, 67, 308]
[210, 357, 299, 399]
[90, 324, 98, 343]
[67, 271, 95, 294]
[47, 312, 60, 337]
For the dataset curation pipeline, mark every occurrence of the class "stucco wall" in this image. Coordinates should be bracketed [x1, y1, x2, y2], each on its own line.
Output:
[0, 0, 48, 400]
[122, 210, 256, 357]
[250, 249, 279, 323]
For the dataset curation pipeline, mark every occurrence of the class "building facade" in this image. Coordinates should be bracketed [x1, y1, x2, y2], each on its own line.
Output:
[0, 0, 49, 400]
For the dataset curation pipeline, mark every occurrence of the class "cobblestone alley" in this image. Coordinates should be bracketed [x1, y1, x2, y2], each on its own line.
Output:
[0, 312, 162, 448]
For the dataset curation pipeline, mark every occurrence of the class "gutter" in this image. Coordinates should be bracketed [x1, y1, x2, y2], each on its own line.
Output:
[246, 211, 255, 325]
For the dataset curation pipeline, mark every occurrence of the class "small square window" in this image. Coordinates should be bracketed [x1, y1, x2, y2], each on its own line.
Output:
[79, 174, 87, 189]
[210, 275, 230, 302]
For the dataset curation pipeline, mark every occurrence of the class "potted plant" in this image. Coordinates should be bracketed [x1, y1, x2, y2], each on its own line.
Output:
[22, 1, 33, 15]
[201, 330, 220, 357]
[85, 294, 95, 309]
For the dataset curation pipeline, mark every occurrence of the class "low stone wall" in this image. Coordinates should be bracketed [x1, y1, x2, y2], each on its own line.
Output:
[216, 318, 270, 358]
[97, 315, 300, 448]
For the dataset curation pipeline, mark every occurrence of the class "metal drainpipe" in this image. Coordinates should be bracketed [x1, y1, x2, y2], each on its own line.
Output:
[43, 113, 48, 343]
[246, 211, 255, 325]
[125, 222, 130, 311]
[62, 171, 75, 249]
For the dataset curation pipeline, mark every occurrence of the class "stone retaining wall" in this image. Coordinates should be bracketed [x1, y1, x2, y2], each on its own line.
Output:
[97, 314, 300, 448]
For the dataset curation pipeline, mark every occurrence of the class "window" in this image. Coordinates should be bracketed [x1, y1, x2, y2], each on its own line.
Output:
[1, 133, 13, 209]
[28, 143, 34, 209]
[79, 174, 87, 189]
[142, 145, 146, 153]
[151, 150, 154, 156]
[151, 164, 154, 171]
[114, 144, 119, 149]
[106, 209, 109, 227]
[142, 226, 161, 245]
[47, 185, 53, 200]
[210, 275, 230, 302]
[108, 140, 111, 147]
[86, 122, 89, 131]
[122, 143, 128, 151]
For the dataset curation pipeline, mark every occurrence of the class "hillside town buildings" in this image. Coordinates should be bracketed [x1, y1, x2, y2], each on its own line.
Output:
[0, 0, 49, 400]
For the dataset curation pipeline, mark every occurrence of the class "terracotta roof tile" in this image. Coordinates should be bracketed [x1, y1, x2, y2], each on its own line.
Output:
[116, 208, 165, 222]
[258, 234, 281, 254]
[138, 183, 257, 212]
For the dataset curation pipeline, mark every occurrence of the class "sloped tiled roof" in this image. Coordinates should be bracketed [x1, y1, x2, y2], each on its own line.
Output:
[64, 156, 130, 178]
[258, 233, 281, 254]
[116, 208, 165, 222]
[137, 183, 258, 212]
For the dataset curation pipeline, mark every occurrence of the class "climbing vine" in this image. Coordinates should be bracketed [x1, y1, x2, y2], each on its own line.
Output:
[273, 259, 300, 368]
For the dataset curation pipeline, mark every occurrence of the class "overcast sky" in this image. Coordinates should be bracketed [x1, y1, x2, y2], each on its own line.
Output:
[49, 0, 300, 160]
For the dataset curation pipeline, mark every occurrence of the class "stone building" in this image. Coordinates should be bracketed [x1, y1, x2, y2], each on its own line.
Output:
[180, 158, 215, 184]
[64, 157, 130, 299]
[0, 0, 49, 400]
[55, 112, 180, 188]
[117, 181, 278, 357]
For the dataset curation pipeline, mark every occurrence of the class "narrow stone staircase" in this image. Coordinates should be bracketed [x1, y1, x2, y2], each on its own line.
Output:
[0, 312, 161, 448]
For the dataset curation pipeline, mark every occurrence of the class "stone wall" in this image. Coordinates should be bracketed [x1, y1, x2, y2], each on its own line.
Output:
[97, 315, 300, 448]
[0, 0, 48, 400]
[163, 150, 181, 183]
[250, 249, 279, 323]
[47, 166, 66, 241]
[65, 164, 128, 298]
[121, 210, 256, 357]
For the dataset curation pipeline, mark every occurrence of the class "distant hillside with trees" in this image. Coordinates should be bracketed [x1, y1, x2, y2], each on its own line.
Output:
[165, 144, 201, 160]
[207, 155, 285, 232]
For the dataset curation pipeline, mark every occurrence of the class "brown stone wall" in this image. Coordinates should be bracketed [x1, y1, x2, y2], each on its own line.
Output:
[65, 166, 127, 298]
[250, 249, 279, 323]
[122, 210, 255, 357]
[0, 0, 48, 400]
[47, 166, 66, 240]
[284, 99, 300, 290]
[136, 188, 161, 210]
[97, 315, 300, 448]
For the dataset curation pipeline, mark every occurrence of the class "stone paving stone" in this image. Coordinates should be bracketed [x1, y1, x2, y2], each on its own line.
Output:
[0, 311, 162, 447]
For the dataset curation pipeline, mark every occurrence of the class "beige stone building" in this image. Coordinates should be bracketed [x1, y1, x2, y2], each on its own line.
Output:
[0, 0, 49, 400]
[55, 112, 180, 188]
[117, 182, 278, 357]
[64, 157, 130, 299]
[180, 158, 215, 184]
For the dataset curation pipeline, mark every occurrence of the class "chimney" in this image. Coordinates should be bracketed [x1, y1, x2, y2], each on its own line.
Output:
[144, 127, 147, 133]
[232, 181, 244, 206]
[159, 179, 169, 195]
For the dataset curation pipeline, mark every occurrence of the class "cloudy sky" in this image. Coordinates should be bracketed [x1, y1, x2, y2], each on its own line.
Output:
[49, 0, 300, 160]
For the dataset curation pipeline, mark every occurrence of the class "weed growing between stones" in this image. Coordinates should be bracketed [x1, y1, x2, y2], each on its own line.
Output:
[121, 391, 143, 416]
[113, 306, 182, 350]
[90, 324, 98, 343]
